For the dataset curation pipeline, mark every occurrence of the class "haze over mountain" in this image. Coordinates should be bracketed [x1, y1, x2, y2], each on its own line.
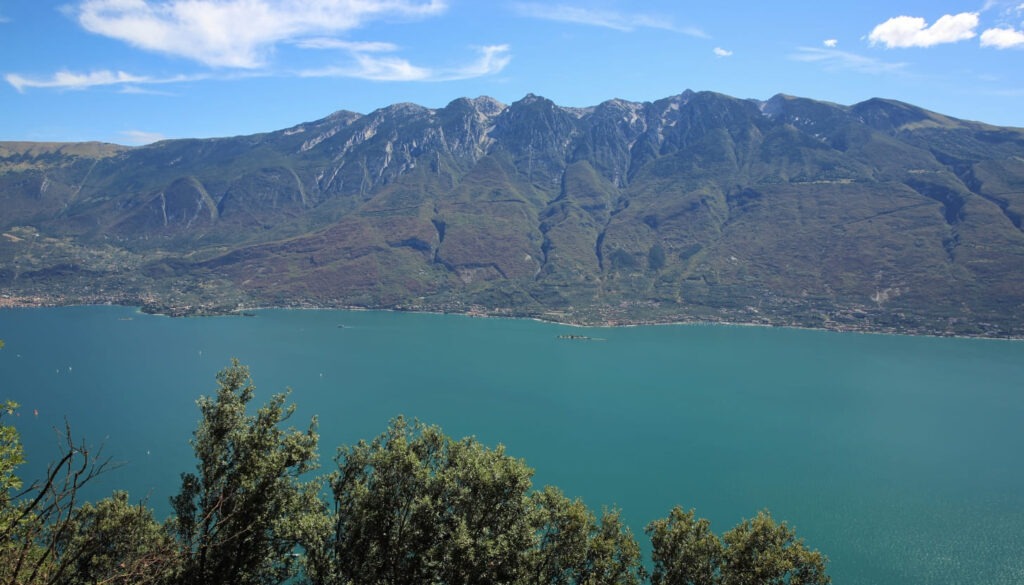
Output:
[2, 90, 1023, 336]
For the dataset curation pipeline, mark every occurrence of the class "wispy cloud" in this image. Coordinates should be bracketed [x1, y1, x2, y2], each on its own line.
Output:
[73, 0, 448, 68]
[983, 0, 1024, 13]
[868, 13, 979, 48]
[823, 39, 838, 48]
[443, 45, 511, 79]
[1000, 1, 1024, 13]
[118, 85, 177, 95]
[791, 47, 908, 74]
[8, 43, 506, 93]
[11, 1, 505, 92]
[119, 129, 167, 145]
[313, 54, 431, 81]
[295, 38, 400, 53]
[300, 44, 510, 82]
[512, 3, 707, 38]
[980, 26, 1024, 47]
[713, 47, 732, 57]
[5, 69, 202, 92]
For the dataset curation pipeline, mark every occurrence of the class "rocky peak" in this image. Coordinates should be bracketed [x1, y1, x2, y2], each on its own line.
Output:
[378, 102, 432, 117]
[757, 95, 860, 142]
[850, 98, 934, 133]
[760, 94, 794, 118]
[465, 96, 506, 117]
[515, 93, 548, 107]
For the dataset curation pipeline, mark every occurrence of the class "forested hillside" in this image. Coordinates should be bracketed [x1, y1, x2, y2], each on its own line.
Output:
[3, 91, 1023, 336]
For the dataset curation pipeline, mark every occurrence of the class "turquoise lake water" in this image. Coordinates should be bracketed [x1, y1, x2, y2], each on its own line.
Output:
[1, 305, 1022, 584]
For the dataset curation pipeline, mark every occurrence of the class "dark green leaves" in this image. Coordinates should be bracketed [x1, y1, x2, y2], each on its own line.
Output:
[323, 417, 536, 585]
[647, 507, 829, 585]
[171, 359, 320, 585]
[647, 507, 721, 585]
[720, 510, 829, 585]
[59, 491, 179, 585]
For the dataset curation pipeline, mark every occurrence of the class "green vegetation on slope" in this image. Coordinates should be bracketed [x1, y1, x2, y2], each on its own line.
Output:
[2, 91, 1023, 336]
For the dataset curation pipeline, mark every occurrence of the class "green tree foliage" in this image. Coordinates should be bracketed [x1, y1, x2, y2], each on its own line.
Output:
[584, 509, 644, 585]
[170, 360, 321, 585]
[1, 401, 24, 502]
[1, 406, 113, 585]
[57, 491, 180, 585]
[719, 510, 829, 585]
[527, 487, 592, 585]
[1, 401, 29, 584]
[647, 507, 722, 585]
[647, 245, 666, 272]
[647, 507, 829, 585]
[313, 416, 536, 585]
[436, 429, 536, 585]
[527, 486, 643, 585]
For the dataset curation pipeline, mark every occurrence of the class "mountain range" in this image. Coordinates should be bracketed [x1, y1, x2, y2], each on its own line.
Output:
[2, 90, 1023, 336]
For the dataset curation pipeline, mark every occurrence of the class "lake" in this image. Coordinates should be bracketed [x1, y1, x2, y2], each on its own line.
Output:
[1, 305, 1022, 584]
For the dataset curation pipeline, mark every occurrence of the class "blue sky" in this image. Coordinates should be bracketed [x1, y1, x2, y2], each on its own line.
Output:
[3, 0, 1024, 145]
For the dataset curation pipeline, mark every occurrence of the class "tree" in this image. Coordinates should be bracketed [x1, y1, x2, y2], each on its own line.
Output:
[1, 405, 113, 585]
[317, 416, 448, 585]
[647, 508, 829, 585]
[170, 360, 321, 585]
[526, 487, 643, 585]
[526, 487, 592, 585]
[0, 400, 32, 584]
[719, 510, 829, 585]
[580, 508, 643, 585]
[646, 507, 722, 585]
[1, 401, 23, 508]
[435, 430, 536, 585]
[315, 416, 536, 585]
[57, 491, 180, 585]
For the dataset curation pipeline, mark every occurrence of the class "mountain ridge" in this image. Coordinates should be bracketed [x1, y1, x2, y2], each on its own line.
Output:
[2, 90, 1023, 337]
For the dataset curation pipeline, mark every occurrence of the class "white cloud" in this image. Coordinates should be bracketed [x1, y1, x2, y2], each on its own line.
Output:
[512, 3, 707, 38]
[981, 26, 1024, 47]
[7, 43, 505, 93]
[443, 45, 511, 79]
[118, 84, 176, 95]
[119, 130, 167, 144]
[5, 69, 200, 92]
[342, 54, 432, 81]
[823, 39, 838, 47]
[300, 44, 510, 82]
[74, 0, 448, 68]
[713, 47, 732, 57]
[791, 47, 908, 74]
[295, 38, 400, 53]
[984, 1, 1024, 14]
[868, 13, 978, 48]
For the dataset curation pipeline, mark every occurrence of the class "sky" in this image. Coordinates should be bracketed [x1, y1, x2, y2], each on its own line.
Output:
[2, 0, 1024, 145]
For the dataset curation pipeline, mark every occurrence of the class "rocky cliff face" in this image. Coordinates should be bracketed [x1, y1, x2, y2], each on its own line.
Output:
[2, 91, 1023, 335]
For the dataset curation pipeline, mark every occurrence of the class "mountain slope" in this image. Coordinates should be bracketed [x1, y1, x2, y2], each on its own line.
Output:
[2, 91, 1023, 336]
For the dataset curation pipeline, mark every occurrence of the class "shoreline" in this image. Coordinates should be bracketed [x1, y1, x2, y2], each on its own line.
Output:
[2, 294, 1021, 342]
